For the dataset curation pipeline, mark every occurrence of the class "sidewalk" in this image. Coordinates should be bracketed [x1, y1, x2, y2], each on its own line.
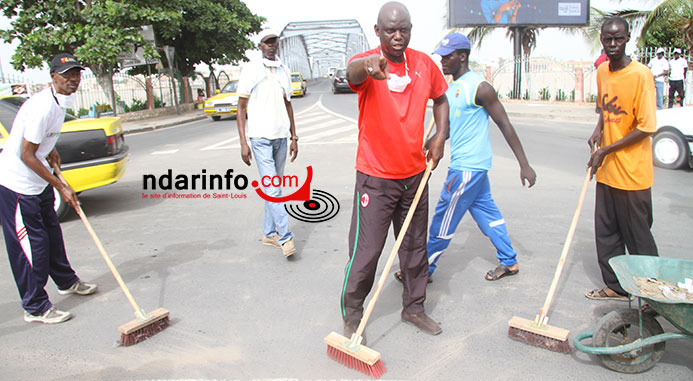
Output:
[118, 100, 600, 135]
[120, 109, 207, 134]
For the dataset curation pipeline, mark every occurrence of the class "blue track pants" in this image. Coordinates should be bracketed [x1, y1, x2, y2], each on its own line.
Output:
[427, 170, 517, 276]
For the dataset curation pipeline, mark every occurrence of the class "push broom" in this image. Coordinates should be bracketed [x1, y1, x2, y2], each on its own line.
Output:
[53, 164, 169, 346]
[508, 165, 593, 353]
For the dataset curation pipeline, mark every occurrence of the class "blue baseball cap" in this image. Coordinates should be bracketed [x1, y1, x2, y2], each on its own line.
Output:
[433, 33, 471, 56]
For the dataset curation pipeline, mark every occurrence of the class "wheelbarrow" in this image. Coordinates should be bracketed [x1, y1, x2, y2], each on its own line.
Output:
[574, 255, 693, 374]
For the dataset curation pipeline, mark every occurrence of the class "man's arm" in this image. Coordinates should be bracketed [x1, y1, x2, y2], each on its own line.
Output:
[587, 128, 653, 178]
[346, 54, 390, 85]
[20, 139, 78, 208]
[426, 94, 449, 170]
[284, 96, 298, 162]
[477, 82, 536, 187]
[236, 96, 252, 166]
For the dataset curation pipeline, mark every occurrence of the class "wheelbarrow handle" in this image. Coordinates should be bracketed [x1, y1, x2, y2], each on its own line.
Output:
[573, 330, 692, 355]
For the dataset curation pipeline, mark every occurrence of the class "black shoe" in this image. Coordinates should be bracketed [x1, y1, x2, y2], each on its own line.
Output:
[401, 310, 442, 335]
[344, 320, 366, 345]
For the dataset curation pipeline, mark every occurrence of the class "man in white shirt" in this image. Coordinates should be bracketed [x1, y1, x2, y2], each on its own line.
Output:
[0, 53, 97, 325]
[668, 48, 688, 108]
[236, 29, 299, 257]
[648, 47, 669, 109]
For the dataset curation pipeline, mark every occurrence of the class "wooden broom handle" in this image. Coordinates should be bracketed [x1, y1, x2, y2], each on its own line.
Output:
[52, 164, 144, 315]
[539, 167, 592, 318]
[356, 160, 434, 337]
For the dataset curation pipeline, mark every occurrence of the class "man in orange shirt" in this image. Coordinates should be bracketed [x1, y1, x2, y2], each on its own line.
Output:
[339, 1, 449, 341]
[586, 17, 658, 301]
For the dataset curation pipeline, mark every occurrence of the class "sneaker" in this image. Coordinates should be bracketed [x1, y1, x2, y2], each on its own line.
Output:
[401, 310, 442, 335]
[344, 320, 366, 345]
[262, 234, 281, 248]
[281, 238, 296, 257]
[58, 281, 97, 296]
[24, 307, 72, 324]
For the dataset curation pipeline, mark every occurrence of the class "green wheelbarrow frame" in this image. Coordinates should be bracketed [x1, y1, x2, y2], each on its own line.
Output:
[574, 255, 693, 358]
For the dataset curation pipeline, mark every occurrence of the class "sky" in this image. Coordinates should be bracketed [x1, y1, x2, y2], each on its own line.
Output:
[0, 0, 657, 83]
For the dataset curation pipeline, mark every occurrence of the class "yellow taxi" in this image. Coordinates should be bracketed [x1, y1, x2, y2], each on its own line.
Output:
[291, 72, 307, 97]
[203, 80, 239, 121]
[0, 96, 129, 220]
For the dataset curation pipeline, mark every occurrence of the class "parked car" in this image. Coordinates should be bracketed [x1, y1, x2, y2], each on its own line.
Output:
[332, 69, 353, 94]
[652, 106, 693, 169]
[204, 80, 239, 121]
[0, 96, 129, 220]
[291, 72, 307, 97]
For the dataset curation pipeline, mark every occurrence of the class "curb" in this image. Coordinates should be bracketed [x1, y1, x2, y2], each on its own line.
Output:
[122, 115, 207, 135]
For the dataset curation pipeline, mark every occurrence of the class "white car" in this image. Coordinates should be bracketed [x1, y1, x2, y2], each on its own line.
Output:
[653, 106, 693, 169]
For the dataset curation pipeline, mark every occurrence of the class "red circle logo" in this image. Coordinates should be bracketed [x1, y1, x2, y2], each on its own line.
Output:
[360, 193, 369, 208]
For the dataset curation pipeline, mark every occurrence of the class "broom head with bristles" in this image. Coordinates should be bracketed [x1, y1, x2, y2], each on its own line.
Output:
[508, 316, 571, 354]
[324, 331, 386, 378]
[118, 308, 170, 346]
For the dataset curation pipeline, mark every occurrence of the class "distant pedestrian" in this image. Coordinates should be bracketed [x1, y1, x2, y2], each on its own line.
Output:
[648, 47, 669, 109]
[0, 53, 97, 324]
[196, 89, 205, 103]
[668, 48, 687, 108]
[586, 17, 658, 301]
[236, 29, 298, 258]
[594, 48, 609, 69]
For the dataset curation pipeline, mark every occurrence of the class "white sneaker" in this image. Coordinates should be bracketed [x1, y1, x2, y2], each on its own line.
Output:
[24, 307, 72, 324]
[58, 281, 97, 295]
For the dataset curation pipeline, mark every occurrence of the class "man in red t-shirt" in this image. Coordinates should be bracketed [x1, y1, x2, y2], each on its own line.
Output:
[339, 1, 449, 342]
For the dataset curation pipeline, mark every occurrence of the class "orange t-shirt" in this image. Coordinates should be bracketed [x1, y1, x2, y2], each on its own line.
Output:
[596, 61, 656, 190]
[349, 47, 448, 179]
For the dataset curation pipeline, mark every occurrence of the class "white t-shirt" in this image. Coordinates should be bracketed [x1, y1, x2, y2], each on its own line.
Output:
[0, 87, 66, 195]
[669, 57, 688, 81]
[237, 58, 292, 139]
[648, 56, 669, 83]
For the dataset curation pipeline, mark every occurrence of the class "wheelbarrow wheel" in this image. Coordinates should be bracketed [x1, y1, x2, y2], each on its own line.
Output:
[593, 308, 665, 373]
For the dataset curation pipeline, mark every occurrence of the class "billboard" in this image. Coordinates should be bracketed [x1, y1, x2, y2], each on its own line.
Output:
[449, 0, 590, 27]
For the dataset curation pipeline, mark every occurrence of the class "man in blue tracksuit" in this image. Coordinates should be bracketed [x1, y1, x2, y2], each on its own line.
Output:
[396, 33, 536, 283]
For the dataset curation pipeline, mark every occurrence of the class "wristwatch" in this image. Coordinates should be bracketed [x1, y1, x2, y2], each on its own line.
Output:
[291, 135, 299, 141]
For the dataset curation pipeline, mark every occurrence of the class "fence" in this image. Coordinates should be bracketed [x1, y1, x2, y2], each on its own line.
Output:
[482, 51, 692, 105]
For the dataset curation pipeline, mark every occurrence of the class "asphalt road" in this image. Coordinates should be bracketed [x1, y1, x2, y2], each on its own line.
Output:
[0, 78, 691, 380]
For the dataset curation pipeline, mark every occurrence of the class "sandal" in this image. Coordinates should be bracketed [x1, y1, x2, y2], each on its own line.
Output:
[394, 271, 432, 284]
[585, 288, 631, 301]
[484, 265, 518, 281]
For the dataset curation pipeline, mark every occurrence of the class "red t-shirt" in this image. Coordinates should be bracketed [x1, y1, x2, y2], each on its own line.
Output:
[349, 47, 448, 179]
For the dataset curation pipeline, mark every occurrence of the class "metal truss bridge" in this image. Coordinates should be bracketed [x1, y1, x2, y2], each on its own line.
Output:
[278, 19, 370, 79]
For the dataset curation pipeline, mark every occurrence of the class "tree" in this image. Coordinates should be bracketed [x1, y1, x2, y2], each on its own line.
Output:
[152, 0, 264, 78]
[0, 0, 264, 112]
[0, 1, 180, 111]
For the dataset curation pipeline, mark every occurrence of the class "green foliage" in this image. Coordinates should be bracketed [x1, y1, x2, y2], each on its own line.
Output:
[556, 89, 568, 102]
[149, 0, 264, 76]
[153, 96, 166, 109]
[522, 89, 530, 100]
[124, 99, 148, 113]
[0, 1, 179, 71]
[588, 94, 598, 103]
[65, 108, 75, 117]
[77, 107, 89, 117]
[539, 87, 551, 101]
[640, 9, 687, 49]
[570, 89, 576, 102]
